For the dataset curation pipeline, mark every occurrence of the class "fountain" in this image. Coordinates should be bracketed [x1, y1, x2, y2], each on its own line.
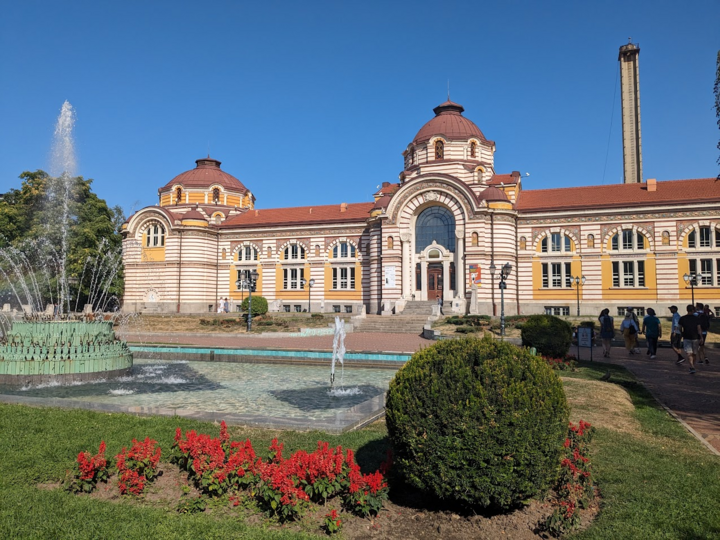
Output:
[330, 316, 346, 387]
[0, 101, 132, 386]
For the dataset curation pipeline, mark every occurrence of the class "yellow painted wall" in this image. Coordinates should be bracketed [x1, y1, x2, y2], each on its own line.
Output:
[160, 194, 172, 206]
[273, 263, 312, 299]
[141, 247, 165, 262]
[600, 254, 657, 301]
[228, 264, 262, 301]
[187, 193, 205, 204]
[530, 257, 580, 300]
[322, 262, 363, 300]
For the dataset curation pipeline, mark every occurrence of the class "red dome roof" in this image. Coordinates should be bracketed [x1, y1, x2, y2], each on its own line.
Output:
[161, 157, 248, 192]
[181, 209, 207, 221]
[479, 186, 509, 202]
[412, 101, 486, 144]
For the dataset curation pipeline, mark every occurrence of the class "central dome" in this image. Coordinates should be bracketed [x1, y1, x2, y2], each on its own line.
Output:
[412, 101, 486, 144]
[160, 157, 248, 192]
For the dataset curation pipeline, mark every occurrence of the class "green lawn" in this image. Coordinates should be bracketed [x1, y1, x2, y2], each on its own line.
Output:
[0, 363, 719, 539]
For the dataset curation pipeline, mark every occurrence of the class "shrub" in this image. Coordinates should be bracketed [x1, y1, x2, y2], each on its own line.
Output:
[241, 295, 268, 317]
[385, 335, 569, 510]
[454, 326, 477, 334]
[521, 315, 572, 358]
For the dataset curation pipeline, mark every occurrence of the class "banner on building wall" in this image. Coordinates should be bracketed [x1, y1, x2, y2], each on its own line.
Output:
[468, 264, 481, 287]
[384, 266, 396, 288]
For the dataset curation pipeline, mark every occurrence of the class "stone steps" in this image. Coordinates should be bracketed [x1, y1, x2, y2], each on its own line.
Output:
[354, 315, 430, 334]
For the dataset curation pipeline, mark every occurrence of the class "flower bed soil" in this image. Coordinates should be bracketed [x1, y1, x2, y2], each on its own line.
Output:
[40, 466, 598, 539]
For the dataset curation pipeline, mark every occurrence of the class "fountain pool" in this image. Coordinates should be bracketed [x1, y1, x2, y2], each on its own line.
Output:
[0, 357, 403, 433]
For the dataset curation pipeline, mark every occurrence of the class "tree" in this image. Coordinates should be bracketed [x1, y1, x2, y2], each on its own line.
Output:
[0, 170, 125, 311]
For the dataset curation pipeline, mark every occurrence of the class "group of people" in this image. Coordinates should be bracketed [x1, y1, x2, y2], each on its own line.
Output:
[596, 303, 713, 374]
[217, 298, 229, 313]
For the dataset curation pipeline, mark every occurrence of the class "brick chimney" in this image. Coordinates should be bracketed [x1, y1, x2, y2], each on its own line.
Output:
[646, 178, 657, 192]
[340, 203, 348, 212]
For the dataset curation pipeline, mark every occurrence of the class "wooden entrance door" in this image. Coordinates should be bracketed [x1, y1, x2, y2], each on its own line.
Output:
[427, 264, 443, 300]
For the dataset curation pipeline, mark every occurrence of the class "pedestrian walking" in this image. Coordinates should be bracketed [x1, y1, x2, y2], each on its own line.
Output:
[669, 305, 684, 362]
[641, 308, 661, 358]
[679, 304, 703, 374]
[626, 307, 640, 353]
[620, 313, 639, 354]
[598, 308, 614, 357]
[695, 302, 710, 364]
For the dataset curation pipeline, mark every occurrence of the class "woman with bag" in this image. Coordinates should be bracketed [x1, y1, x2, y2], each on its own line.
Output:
[620, 312, 639, 354]
[598, 309, 614, 357]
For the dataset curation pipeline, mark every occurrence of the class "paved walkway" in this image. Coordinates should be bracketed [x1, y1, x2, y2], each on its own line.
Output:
[600, 343, 720, 455]
[122, 331, 720, 454]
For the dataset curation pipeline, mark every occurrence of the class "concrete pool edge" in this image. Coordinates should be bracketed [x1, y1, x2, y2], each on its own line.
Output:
[0, 390, 388, 435]
[129, 344, 411, 368]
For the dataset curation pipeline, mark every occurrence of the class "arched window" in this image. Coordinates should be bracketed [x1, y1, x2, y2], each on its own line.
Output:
[587, 234, 595, 248]
[315, 245, 320, 257]
[221, 248, 227, 260]
[415, 206, 455, 253]
[267, 247, 272, 258]
[238, 245, 258, 261]
[333, 241, 356, 258]
[145, 223, 165, 247]
[688, 226, 714, 248]
[662, 231, 670, 246]
[611, 230, 646, 251]
[212, 188, 220, 204]
[387, 236, 394, 250]
[469, 141, 477, 158]
[471, 232, 479, 247]
[519, 236, 526, 250]
[411, 148, 416, 164]
[540, 233, 573, 253]
[175, 186, 182, 205]
[434, 140, 444, 160]
[284, 244, 305, 260]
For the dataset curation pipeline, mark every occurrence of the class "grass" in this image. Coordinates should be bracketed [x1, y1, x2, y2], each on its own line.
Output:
[122, 314, 349, 335]
[0, 407, 387, 539]
[1, 362, 720, 538]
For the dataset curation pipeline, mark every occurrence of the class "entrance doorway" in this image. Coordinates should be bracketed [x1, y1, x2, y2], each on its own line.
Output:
[427, 263, 443, 300]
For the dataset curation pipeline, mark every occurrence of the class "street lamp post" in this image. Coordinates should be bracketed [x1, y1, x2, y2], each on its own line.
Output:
[683, 273, 701, 305]
[489, 263, 497, 316]
[499, 262, 512, 338]
[241, 269, 259, 332]
[572, 275, 586, 316]
[308, 278, 315, 313]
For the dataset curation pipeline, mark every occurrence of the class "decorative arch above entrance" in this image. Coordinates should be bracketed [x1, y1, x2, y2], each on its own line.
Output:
[415, 206, 456, 253]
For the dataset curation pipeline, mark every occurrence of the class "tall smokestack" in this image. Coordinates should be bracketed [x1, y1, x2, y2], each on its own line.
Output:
[619, 40, 643, 184]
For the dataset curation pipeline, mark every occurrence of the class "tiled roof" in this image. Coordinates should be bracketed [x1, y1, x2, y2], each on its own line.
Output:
[516, 178, 720, 212]
[219, 202, 375, 228]
[488, 173, 518, 186]
[412, 101, 486, 144]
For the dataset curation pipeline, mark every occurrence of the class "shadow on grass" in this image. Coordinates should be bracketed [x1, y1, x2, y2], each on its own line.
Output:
[569, 360, 665, 415]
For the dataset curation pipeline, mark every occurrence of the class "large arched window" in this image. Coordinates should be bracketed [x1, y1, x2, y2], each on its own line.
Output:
[145, 223, 165, 247]
[415, 206, 455, 253]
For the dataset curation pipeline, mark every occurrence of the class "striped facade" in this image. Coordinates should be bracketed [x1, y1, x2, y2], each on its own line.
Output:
[122, 102, 720, 318]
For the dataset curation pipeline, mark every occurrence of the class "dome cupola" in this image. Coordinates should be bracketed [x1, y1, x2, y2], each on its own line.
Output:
[412, 101, 486, 144]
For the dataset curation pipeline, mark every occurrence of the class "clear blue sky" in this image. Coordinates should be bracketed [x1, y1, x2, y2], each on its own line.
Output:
[1, 0, 718, 217]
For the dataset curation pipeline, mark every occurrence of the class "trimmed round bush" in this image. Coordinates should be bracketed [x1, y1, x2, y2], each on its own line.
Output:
[385, 335, 569, 509]
[240, 295, 268, 317]
[520, 315, 572, 358]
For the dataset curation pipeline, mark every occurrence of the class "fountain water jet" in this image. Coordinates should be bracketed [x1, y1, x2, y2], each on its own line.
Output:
[0, 102, 132, 386]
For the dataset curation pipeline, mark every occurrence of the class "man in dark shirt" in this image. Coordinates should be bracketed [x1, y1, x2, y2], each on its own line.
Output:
[695, 302, 710, 364]
[679, 304, 703, 374]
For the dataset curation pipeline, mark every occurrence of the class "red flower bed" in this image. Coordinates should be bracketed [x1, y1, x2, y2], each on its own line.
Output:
[115, 437, 161, 496]
[543, 420, 596, 536]
[64, 441, 110, 493]
[171, 421, 391, 523]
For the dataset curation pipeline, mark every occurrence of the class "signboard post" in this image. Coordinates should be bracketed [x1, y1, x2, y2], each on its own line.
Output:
[576, 326, 593, 362]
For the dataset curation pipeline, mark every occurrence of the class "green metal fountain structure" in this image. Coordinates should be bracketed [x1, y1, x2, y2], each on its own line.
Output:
[0, 320, 132, 386]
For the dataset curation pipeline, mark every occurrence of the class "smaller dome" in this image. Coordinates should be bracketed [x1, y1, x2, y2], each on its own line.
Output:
[181, 209, 207, 222]
[373, 193, 393, 211]
[479, 186, 509, 202]
[412, 101, 486, 145]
